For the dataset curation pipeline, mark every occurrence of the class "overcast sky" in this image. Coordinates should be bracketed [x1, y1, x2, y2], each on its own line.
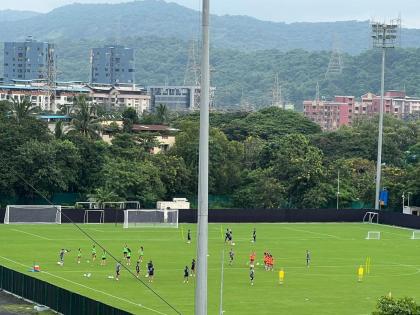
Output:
[1, 0, 419, 28]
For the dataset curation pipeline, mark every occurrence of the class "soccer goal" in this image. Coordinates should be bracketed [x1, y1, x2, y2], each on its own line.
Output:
[411, 230, 420, 240]
[83, 210, 105, 224]
[4, 205, 61, 224]
[366, 231, 381, 240]
[123, 209, 178, 228]
[363, 211, 379, 224]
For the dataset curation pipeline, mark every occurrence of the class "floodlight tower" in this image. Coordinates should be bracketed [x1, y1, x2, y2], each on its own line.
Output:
[371, 20, 398, 210]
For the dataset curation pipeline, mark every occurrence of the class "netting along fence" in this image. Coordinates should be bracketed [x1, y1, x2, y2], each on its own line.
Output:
[0, 265, 131, 315]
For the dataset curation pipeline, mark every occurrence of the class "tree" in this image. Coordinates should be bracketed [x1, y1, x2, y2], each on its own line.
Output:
[68, 96, 102, 139]
[170, 121, 244, 195]
[87, 187, 121, 208]
[373, 295, 420, 315]
[10, 98, 39, 124]
[99, 158, 165, 207]
[155, 104, 170, 125]
[14, 140, 81, 198]
[222, 107, 321, 141]
[261, 133, 325, 208]
[54, 120, 65, 139]
[233, 168, 286, 208]
[122, 107, 139, 133]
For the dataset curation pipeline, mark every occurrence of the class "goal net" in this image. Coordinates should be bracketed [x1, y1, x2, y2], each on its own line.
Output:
[366, 231, 381, 240]
[411, 230, 420, 240]
[83, 210, 104, 224]
[4, 205, 61, 224]
[123, 209, 178, 228]
[363, 211, 379, 224]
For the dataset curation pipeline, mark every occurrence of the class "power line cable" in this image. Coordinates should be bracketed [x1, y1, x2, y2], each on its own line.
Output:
[10, 169, 182, 315]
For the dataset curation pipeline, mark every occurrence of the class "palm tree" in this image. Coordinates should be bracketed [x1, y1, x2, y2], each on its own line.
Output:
[155, 103, 170, 124]
[87, 187, 120, 209]
[68, 96, 102, 139]
[10, 98, 39, 123]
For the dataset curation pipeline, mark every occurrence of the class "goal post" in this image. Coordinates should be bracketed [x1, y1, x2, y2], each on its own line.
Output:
[411, 230, 420, 240]
[123, 209, 178, 228]
[4, 205, 61, 224]
[366, 231, 381, 240]
[83, 210, 105, 224]
[363, 211, 379, 224]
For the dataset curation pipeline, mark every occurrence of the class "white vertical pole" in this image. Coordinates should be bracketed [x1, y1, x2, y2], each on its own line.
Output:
[219, 248, 225, 315]
[195, 0, 210, 314]
[375, 42, 386, 210]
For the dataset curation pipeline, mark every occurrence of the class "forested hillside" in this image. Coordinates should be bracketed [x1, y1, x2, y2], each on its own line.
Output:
[0, 1, 420, 53]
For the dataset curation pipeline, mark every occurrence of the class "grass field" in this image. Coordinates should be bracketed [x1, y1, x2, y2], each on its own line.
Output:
[0, 222, 420, 315]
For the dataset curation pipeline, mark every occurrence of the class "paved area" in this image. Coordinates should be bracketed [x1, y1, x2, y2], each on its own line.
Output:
[0, 290, 55, 315]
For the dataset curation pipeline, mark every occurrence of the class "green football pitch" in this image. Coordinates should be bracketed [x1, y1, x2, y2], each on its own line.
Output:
[0, 223, 419, 315]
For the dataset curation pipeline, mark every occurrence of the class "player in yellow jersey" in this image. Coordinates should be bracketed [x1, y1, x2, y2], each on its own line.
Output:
[279, 268, 285, 285]
[358, 265, 364, 282]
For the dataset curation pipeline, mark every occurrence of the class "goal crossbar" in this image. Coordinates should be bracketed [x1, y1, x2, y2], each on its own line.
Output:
[363, 211, 379, 224]
[4, 205, 62, 224]
[123, 209, 178, 228]
[366, 231, 381, 240]
[83, 209, 105, 224]
[411, 230, 420, 240]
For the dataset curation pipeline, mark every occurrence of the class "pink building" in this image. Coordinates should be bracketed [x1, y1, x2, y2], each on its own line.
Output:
[304, 91, 420, 131]
[303, 96, 354, 131]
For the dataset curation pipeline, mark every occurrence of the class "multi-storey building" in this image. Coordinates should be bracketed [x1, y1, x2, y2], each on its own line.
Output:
[304, 91, 420, 131]
[0, 81, 89, 112]
[148, 85, 215, 111]
[88, 84, 150, 114]
[3, 37, 56, 83]
[90, 45, 135, 84]
[303, 96, 354, 131]
[0, 81, 149, 114]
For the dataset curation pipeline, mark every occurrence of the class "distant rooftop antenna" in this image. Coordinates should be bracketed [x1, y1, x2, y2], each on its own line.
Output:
[325, 34, 343, 79]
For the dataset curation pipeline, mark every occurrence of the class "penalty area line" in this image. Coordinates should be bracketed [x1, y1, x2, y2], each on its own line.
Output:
[10, 229, 51, 240]
[0, 255, 169, 315]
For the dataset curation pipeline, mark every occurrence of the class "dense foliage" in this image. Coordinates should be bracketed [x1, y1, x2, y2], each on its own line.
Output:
[373, 296, 420, 315]
[2, 101, 420, 210]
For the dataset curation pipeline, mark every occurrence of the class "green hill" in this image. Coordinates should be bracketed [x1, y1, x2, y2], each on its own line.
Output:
[0, 0, 419, 53]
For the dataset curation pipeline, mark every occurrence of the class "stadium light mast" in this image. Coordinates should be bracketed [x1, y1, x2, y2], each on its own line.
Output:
[371, 20, 398, 210]
[195, 0, 210, 314]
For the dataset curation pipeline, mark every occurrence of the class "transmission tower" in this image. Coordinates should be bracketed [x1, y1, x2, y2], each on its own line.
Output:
[271, 73, 283, 108]
[325, 34, 343, 79]
[315, 81, 320, 103]
[184, 39, 200, 86]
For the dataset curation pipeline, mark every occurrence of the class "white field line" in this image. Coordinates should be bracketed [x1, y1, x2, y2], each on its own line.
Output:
[281, 226, 344, 240]
[11, 229, 51, 240]
[0, 255, 169, 315]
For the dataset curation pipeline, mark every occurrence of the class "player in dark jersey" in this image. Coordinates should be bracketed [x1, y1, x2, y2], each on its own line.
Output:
[250, 267, 255, 285]
[191, 259, 196, 277]
[306, 250, 311, 267]
[224, 229, 230, 243]
[229, 248, 234, 265]
[252, 228, 256, 243]
[135, 260, 141, 278]
[183, 266, 190, 283]
[148, 263, 154, 282]
[187, 229, 192, 244]
[126, 248, 132, 266]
